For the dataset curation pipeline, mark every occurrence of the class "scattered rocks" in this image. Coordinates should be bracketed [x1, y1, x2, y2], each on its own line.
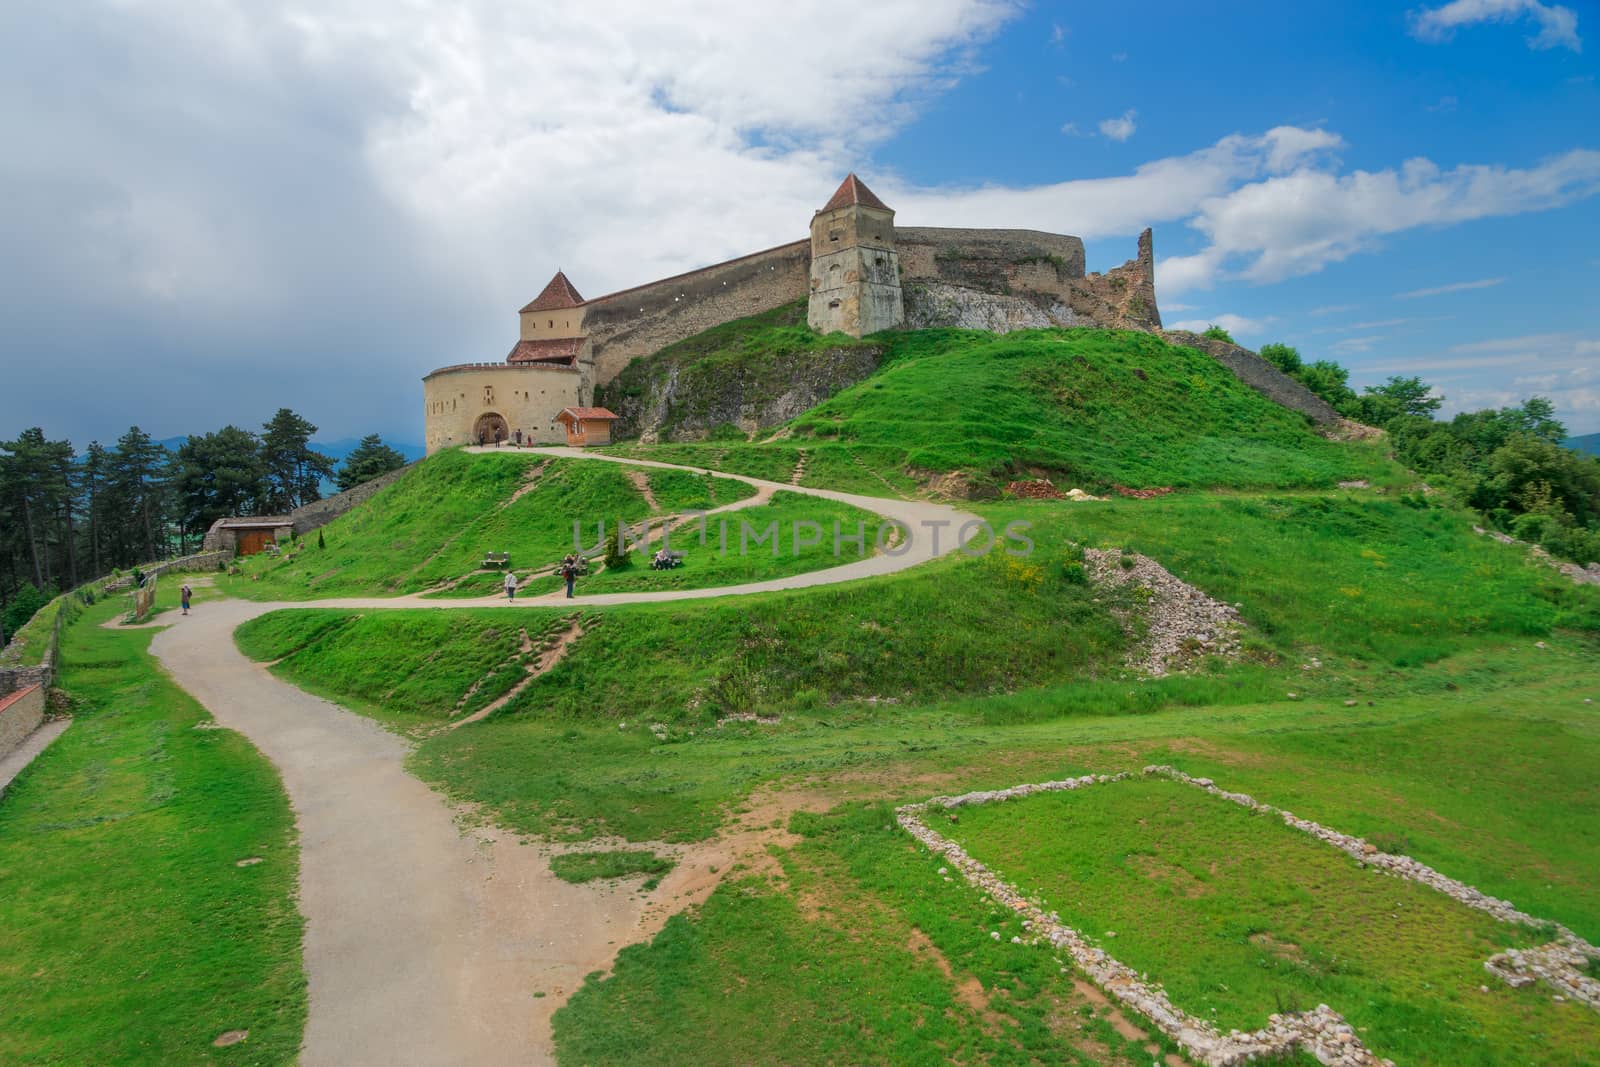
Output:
[1337, 480, 1370, 490]
[1006, 479, 1064, 500]
[1083, 549, 1243, 675]
[1473, 526, 1600, 587]
[235, 857, 263, 868]
[212, 1030, 249, 1047]
[1111, 485, 1175, 499]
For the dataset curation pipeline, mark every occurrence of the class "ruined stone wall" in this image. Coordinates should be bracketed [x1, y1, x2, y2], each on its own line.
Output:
[289, 462, 417, 535]
[899, 227, 1162, 333]
[583, 240, 811, 385]
[0, 684, 44, 762]
[1162, 330, 1341, 425]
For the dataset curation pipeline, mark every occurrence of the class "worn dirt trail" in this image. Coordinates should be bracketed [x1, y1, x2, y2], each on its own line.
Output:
[155, 600, 817, 1065]
[142, 449, 979, 1064]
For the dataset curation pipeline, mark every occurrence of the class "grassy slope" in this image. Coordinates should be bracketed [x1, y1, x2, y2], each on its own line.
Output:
[607, 325, 1404, 495]
[221, 450, 889, 600]
[0, 588, 305, 1064]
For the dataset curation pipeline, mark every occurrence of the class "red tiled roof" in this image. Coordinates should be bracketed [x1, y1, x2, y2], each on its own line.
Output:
[506, 338, 582, 365]
[821, 173, 890, 213]
[519, 270, 585, 313]
[557, 407, 620, 423]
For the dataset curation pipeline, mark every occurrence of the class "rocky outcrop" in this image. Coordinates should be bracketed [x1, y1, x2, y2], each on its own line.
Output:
[903, 282, 1072, 332]
[598, 341, 883, 442]
[1162, 330, 1341, 425]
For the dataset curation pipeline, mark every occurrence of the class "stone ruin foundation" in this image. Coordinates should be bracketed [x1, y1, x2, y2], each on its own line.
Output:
[895, 766, 1600, 1067]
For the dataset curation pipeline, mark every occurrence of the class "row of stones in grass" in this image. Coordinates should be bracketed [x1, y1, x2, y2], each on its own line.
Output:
[901, 764, 1600, 1064]
[896, 772, 1390, 1067]
[1146, 764, 1600, 1014]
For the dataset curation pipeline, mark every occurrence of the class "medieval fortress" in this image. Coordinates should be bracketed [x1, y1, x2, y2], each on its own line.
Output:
[422, 175, 1164, 453]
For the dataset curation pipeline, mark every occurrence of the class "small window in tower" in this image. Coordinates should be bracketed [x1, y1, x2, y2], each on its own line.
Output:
[875, 256, 885, 266]
[828, 229, 841, 243]
[828, 299, 840, 309]
[549, 319, 553, 328]
[484, 385, 494, 404]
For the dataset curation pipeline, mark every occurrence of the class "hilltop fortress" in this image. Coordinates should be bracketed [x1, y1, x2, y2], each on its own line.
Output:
[422, 174, 1164, 453]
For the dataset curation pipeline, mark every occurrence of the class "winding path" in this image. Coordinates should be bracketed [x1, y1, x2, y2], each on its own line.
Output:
[150, 448, 979, 1064]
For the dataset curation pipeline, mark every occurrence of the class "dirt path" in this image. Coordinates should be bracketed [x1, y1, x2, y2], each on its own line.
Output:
[154, 600, 810, 1065]
[143, 449, 982, 1064]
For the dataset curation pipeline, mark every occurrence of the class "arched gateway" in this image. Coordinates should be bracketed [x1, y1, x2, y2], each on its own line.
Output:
[473, 411, 508, 444]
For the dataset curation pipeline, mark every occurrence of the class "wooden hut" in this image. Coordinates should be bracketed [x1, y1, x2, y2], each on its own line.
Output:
[555, 407, 620, 447]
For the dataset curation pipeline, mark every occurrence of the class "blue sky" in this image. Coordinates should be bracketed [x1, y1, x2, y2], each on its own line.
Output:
[1, 0, 1597, 444]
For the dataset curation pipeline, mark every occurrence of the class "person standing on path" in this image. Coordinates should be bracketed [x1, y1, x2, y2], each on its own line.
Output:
[180, 583, 192, 615]
[560, 556, 579, 599]
[504, 571, 518, 601]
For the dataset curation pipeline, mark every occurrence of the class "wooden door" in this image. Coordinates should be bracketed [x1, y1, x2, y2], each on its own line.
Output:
[236, 529, 275, 556]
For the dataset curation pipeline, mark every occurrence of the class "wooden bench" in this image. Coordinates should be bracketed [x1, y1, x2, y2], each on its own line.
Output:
[482, 552, 511, 569]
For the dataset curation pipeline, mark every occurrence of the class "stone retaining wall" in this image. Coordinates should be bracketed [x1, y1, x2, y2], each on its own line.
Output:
[1162, 330, 1340, 425]
[0, 684, 45, 762]
[289, 463, 416, 536]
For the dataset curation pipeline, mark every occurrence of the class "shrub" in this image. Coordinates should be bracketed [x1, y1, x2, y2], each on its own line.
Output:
[1202, 324, 1235, 343]
[603, 518, 633, 571]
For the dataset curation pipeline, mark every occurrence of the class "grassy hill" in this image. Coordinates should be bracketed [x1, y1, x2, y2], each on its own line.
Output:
[605, 319, 1404, 495]
[1568, 431, 1600, 457]
[222, 449, 882, 600]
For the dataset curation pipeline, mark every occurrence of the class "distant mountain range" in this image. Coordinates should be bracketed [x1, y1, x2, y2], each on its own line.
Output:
[1567, 433, 1600, 457]
[155, 436, 425, 464]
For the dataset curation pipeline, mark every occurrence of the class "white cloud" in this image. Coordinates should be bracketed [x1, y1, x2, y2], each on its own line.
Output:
[1309, 304, 1359, 316]
[1410, 0, 1582, 52]
[1162, 302, 1198, 312]
[1111, 51, 1128, 62]
[1098, 110, 1137, 142]
[1168, 313, 1273, 337]
[1331, 335, 1386, 354]
[1395, 276, 1506, 299]
[1059, 121, 1081, 136]
[1164, 150, 1600, 292]
[1426, 95, 1460, 112]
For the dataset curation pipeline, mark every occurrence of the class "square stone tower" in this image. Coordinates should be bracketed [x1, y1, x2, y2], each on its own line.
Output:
[808, 174, 904, 337]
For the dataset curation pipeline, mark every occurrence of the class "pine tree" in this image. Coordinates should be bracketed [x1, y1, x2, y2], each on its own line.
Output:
[336, 434, 408, 492]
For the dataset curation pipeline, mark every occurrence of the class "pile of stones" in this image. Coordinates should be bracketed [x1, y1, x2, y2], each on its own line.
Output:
[1083, 549, 1242, 675]
[1005, 479, 1064, 500]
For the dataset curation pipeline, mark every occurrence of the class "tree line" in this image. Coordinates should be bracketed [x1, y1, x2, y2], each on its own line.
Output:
[0, 410, 407, 638]
[1255, 341, 1600, 565]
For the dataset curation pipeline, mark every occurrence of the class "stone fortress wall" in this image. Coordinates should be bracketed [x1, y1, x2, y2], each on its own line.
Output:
[424, 173, 1340, 453]
[580, 240, 812, 386]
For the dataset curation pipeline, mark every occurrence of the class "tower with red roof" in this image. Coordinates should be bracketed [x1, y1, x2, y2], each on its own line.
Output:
[807, 174, 904, 337]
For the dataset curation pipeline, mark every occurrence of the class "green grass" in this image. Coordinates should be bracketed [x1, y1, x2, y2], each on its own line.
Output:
[608, 326, 1407, 495]
[552, 686, 1600, 1064]
[555, 804, 1172, 1066]
[577, 491, 885, 593]
[0, 590, 305, 1064]
[235, 609, 577, 727]
[943, 777, 1594, 1065]
[990, 492, 1600, 667]
[549, 849, 674, 885]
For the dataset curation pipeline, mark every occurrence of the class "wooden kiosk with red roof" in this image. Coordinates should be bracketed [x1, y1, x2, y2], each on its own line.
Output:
[555, 407, 620, 447]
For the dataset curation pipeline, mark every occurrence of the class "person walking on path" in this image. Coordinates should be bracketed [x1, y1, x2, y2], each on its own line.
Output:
[180, 583, 193, 615]
[560, 556, 579, 599]
[504, 571, 518, 601]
